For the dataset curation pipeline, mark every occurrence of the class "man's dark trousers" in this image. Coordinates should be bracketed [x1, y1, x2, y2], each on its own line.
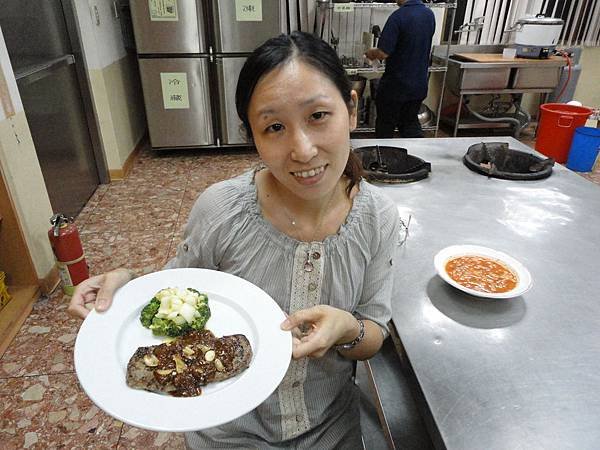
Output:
[375, 94, 424, 139]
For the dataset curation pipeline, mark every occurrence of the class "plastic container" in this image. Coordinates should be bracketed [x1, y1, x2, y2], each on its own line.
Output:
[0, 271, 11, 313]
[535, 103, 593, 163]
[566, 127, 600, 172]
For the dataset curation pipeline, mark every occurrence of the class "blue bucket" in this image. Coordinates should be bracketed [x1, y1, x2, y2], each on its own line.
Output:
[566, 127, 600, 172]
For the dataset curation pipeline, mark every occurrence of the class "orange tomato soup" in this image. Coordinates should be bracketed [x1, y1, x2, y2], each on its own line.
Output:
[445, 255, 518, 293]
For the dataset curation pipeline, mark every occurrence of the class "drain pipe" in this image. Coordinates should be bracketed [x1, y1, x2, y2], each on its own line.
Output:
[513, 100, 531, 136]
[463, 102, 523, 138]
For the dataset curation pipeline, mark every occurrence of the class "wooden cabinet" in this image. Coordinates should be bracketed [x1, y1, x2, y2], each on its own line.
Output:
[0, 167, 40, 357]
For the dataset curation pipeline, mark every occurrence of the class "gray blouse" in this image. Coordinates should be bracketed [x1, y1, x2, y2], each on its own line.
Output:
[165, 170, 400, 449]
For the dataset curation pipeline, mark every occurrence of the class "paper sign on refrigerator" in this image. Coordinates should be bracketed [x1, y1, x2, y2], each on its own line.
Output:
[235, 0, 262, 21]
[149, 0, 178, 21]
[160, 73, 190, 109]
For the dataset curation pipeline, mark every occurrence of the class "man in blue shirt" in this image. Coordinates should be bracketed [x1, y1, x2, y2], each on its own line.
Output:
[365, 0, 435, 138]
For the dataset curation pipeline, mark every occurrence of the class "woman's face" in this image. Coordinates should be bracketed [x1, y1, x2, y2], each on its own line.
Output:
[247, 59, 357, 201]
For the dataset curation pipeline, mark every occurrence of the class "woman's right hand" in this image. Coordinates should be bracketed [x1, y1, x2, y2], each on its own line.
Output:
[67, 268, 134, 319]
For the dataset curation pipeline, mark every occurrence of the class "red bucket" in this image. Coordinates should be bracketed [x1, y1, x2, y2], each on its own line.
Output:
[536, 103, 593, 163]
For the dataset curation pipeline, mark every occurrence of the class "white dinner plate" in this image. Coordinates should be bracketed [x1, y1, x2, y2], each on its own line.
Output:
[74, 268, 292, 432]
[434, 245, 532, 299]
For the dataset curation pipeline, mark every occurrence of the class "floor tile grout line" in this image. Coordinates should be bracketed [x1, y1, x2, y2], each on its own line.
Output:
[77, 182, 111, 225]
[164, 166, 192, 261]
[115, 419, 125, 449]
[0, 370, 76, 380]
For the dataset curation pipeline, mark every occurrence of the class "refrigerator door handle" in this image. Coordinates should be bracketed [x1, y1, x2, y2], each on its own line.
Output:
[15, 55, 76, 87]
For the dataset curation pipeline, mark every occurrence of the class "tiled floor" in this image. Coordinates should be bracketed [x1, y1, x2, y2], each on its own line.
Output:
[1, 136, 599, 449]
[0, 147, 260, 449]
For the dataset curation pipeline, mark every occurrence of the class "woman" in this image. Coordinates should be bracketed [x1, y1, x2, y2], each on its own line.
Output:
[69, 31, 400, 449]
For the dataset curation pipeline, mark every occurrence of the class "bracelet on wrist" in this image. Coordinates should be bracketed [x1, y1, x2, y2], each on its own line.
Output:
[336, 318, 365, 351]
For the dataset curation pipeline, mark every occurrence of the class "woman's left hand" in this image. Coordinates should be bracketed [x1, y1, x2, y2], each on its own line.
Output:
[280, 305, 360, 359]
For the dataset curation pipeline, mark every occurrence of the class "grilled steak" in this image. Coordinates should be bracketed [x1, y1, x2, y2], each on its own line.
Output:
[126, 329, 252, 397]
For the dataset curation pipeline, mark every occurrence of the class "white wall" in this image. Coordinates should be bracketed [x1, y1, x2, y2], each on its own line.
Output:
[0, 30, 22, 119]
[0, 26, 55, 280]
[71, 0, 146, 172]
[573, 46, 600, 127]
[73, 0, 127, 70]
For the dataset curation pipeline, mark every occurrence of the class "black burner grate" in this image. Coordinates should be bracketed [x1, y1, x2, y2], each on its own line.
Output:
[353, 145, 431, 183]
[464, 142, 554, 180]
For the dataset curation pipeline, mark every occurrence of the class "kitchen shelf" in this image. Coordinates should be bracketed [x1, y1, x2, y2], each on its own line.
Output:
[439, 116, 541, 132]
[457, 87, 555, 95]
[318, 0, 456, 136]
[440, 117, 513, 130]
[354, 125, 438, 133]
[0, 285, 39, 357]
[0, 168, 40, 359]
[428, 66, 448, 72]
[344, 66, 447, 75]
[345, 67, 384, 75]
[325, 2, 457, 9]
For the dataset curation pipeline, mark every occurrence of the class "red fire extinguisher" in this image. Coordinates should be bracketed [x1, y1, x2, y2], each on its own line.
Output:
[48, 213, 89, 295]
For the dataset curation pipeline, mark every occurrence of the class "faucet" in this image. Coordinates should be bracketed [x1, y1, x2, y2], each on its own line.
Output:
[455, 16, 485, 44]
[591, 108, 600, 128]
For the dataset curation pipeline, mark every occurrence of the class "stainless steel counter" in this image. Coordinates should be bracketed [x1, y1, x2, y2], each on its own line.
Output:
[431, 45, 565, 136]
[353, 137, 600, 450]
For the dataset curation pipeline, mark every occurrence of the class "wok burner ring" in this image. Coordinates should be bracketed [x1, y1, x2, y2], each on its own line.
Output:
[463, 142, 554, 180]
[353, 145, 431, 184]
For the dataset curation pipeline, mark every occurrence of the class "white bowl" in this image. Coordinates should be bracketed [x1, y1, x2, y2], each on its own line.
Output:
[434, 245, 533, 299]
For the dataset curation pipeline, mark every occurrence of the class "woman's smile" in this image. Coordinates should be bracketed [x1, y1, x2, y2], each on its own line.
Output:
[291, 164, 328, 185]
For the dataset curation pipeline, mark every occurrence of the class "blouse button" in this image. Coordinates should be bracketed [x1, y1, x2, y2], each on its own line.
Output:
[296, 415, 303, 422]
[311, 251, 321, 260]
[182, 243, 189, 252]
[308, 283, 317, 292]
[292, 381, 300, 388]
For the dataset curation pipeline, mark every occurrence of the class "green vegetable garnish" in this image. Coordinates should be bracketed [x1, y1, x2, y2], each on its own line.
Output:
[140, 297, 160, 328]
[139, 287, 211, 337]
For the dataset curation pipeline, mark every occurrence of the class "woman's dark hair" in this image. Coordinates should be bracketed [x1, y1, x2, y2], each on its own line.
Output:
[235, 31, 363, 196]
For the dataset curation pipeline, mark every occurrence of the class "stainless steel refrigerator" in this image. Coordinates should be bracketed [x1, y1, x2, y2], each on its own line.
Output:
[212, 1, 284, 145]
[130, 0, 284, 149]
[131, 1, 213, 148]
[0, 0, 105, 217]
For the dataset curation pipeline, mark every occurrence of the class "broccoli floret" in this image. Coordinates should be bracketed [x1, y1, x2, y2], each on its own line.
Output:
[190, 304, 211, 331]
[150, 317, 189, 337]
[140, 297, 160, 328]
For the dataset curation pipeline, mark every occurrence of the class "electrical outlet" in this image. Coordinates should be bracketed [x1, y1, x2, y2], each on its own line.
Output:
[89, 3, 101, 26]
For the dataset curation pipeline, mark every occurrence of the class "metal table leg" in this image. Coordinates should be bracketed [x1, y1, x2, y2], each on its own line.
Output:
[363, 359, 396, 450]
[453, 94, 463, 137]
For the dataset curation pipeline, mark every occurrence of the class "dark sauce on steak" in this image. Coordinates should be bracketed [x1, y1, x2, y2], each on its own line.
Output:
[150, 329, 238, 397]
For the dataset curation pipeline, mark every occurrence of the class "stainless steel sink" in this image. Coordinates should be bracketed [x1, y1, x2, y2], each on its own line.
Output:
[432, 45, 566, 137]
[433, 45, 565, 94]
[446, 58, 511, 92]
[512, 66, 561, 89]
